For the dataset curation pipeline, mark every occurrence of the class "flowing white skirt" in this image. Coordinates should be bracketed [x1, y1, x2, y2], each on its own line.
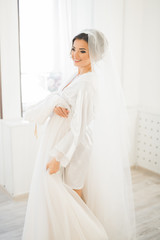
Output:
[22, 113, 108, 240]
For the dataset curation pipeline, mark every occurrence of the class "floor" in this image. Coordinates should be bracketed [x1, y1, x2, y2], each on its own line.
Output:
[131, 167, 160, 240]
[0, 167, 160, 240]
[0, 188, 27, 240]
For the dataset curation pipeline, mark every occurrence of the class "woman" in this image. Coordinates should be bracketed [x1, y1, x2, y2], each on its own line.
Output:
[22, 29, 136, 240]
[46, 32, 95, 199]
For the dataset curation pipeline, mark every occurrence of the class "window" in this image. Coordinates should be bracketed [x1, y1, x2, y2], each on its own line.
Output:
[18, 0, 94, 113]
[19, 0, 63, 112]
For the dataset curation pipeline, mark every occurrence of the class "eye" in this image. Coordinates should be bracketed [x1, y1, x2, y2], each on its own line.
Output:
[80, 51, 86, 53]
[71, 48, 75, 51]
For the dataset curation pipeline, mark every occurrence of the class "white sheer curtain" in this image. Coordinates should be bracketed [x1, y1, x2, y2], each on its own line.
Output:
[52, 0, 74, 80]
[54, 0, 94, 79]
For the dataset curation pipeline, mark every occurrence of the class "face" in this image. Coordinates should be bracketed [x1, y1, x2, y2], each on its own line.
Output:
[71, 39, 91, 67]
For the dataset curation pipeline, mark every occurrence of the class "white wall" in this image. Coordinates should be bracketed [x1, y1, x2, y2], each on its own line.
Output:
[122, 0, 160, 166]
[1, 120, 43, 197]
[122, 0, 144, 165]
[139, 0, 160, 114]
[94, 0, 124, 77]
[123, 0, 160, 114]
[0, 0, 21, 120]
[122, 0, 143, 108]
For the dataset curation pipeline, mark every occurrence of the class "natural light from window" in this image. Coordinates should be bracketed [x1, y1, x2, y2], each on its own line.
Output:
[19, 0, 62, 112]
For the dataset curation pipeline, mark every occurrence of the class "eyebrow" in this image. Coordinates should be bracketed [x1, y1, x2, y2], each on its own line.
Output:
[72, 47, 87, 50]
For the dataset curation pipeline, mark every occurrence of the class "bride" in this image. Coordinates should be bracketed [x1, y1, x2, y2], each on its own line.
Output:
[22, 29, 136, 240]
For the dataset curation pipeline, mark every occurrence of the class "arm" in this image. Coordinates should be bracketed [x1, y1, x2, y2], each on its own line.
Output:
[48, 83, 95, 168]
[23, 93, 71, 125]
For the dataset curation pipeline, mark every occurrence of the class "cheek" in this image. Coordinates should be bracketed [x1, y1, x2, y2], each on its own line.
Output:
[81, 53, 90, 62]
[71, 52, 74, 59]
[83, 56, 91, 65]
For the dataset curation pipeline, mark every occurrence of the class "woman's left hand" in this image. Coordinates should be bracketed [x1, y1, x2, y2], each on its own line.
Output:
[54, 106, 69, 118]
[46, 157, 60, 174]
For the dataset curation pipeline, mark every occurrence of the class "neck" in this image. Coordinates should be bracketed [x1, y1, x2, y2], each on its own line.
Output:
[78, 64, 92, 75]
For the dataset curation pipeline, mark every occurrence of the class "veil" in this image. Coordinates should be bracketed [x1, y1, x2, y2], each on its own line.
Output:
[77, 29, 137, 240]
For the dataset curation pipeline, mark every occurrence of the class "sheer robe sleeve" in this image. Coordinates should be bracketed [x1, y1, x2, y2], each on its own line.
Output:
[49, 83, 95, 168]
[23, 93, 71, 125]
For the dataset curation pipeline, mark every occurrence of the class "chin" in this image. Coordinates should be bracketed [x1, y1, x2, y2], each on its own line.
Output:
[74, 62, 81, 66]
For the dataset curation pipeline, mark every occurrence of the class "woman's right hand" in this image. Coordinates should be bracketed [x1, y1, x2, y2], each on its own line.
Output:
[54, 106, 69, 118]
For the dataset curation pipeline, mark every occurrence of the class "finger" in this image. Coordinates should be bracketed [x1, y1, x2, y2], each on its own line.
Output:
[59, 107, 67, 117]
[49, 169, 54, 174]
[49, 169, 57, 174]
[54, 107, 60, 114]
[53, 106, 58, 113]
[63, 108, 70, 116]
[55, 107, 65, 117]
[54, 107, 68, 118]
[64, 108, 70, 115]
[61, 107, 68, 117]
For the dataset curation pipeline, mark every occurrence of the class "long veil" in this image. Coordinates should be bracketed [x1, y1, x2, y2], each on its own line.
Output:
[79, 29, 136, 240]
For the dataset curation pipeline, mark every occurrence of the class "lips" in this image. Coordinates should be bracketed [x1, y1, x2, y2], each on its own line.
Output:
[74, 59, 81, 62]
